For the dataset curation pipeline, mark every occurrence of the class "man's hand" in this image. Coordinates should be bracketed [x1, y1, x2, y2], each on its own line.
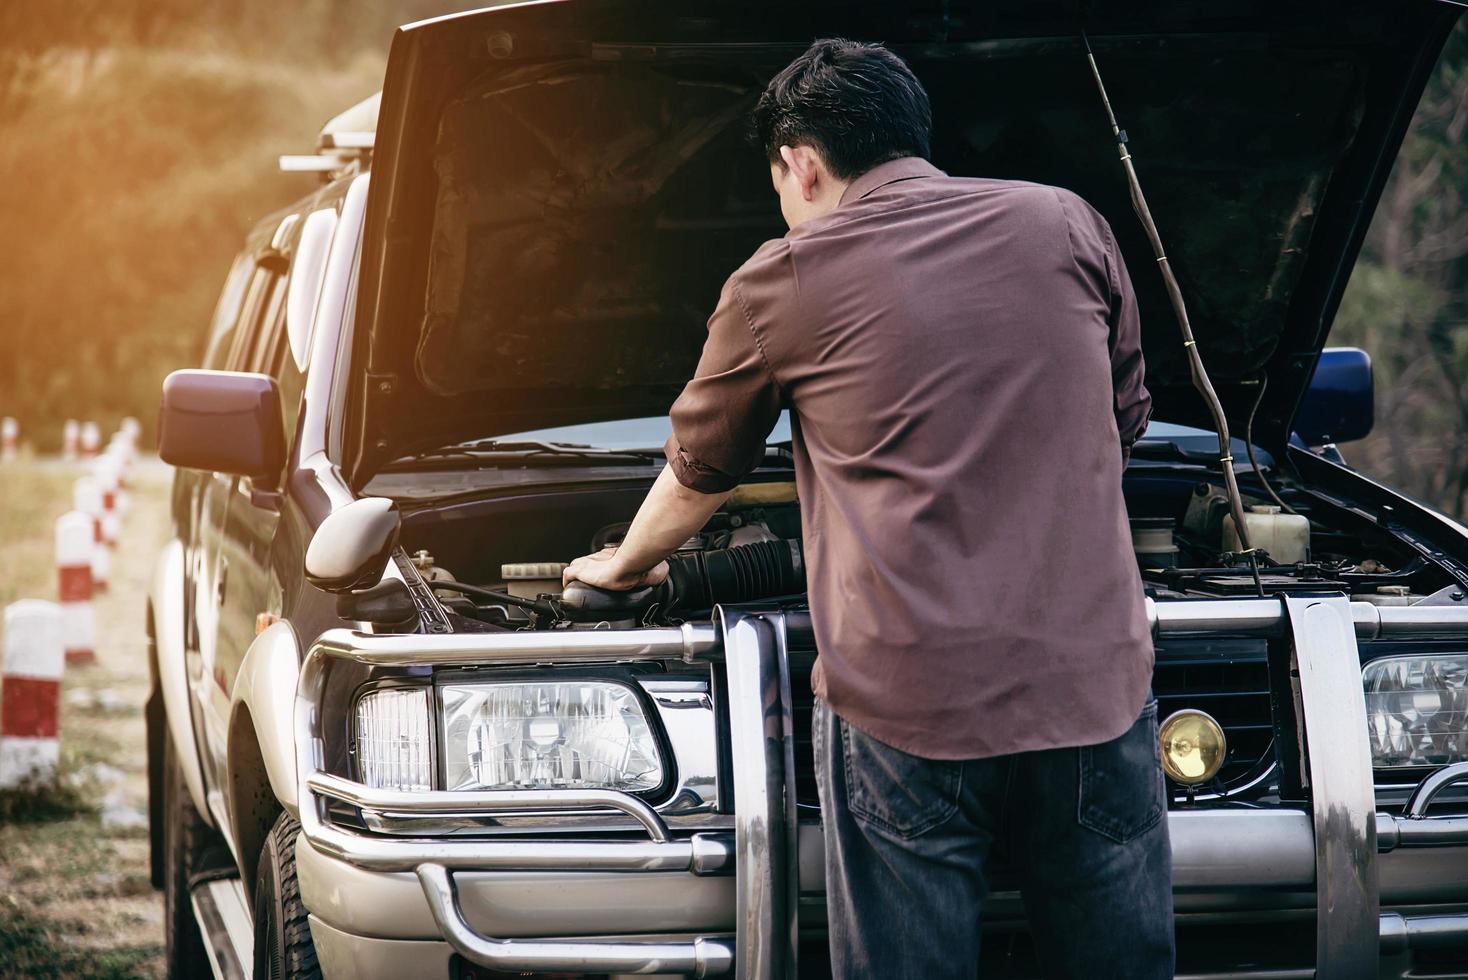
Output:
[563, 547, 670, 592]
[561, 465, 729, 593]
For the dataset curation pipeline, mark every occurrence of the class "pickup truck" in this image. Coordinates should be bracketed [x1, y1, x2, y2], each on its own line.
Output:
[146, 1, 1468, 977]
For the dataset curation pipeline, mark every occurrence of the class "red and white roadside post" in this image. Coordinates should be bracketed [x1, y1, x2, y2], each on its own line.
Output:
[0, 600, 64, 789]
[106, 442, 132, 515]
[55, 512, 96, 666]
[109, 431, 134, 470]
[94, 456, 122, 547]
[120, 417, 141, 454]
[62, 419, 80, 462]
[80, 421, 100, 459]
[1, 417, 17, 462]
[73, 476, 108, 591]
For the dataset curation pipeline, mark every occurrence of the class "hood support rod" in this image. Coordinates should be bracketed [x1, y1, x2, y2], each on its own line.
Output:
[1081, 32, 1256, 563]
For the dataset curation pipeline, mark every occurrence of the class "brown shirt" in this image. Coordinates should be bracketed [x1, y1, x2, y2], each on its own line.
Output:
[664, 157, 1154, 759]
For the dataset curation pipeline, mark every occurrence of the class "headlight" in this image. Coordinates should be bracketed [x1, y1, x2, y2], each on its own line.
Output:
[355, 687, 433, 791]
[440, 679, 665, 793]
[1363, 655, 1468, 768]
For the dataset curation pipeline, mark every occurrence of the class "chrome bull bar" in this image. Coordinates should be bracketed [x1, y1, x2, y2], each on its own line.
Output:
[1151, 597, 1468, 976]
[296, 599, 1468, 978]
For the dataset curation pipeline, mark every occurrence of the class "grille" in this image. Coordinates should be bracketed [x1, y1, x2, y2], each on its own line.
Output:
[784, 633, 1275, 808]
[1152, 637, 1275, 790]
[789, 642, 820, 807]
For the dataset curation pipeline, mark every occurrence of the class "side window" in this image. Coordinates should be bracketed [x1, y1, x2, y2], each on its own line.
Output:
[200, 255, 254, 369]
[249, 278, 307, 444]
[222, 268, 278, 371]
[243, 277, 287, 374]
[270, 307, 307, 443]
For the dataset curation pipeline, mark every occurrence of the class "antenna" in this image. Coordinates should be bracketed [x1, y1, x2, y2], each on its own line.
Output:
[1081, 31, 1257, 565]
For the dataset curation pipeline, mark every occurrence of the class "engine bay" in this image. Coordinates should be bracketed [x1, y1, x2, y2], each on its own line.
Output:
[399, 481, 808, 632]
[1132, 478, 1461, 607]
[393, 471, 1467, 635]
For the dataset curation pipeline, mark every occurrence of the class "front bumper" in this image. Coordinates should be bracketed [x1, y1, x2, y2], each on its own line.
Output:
[296, 599, 1468, 978]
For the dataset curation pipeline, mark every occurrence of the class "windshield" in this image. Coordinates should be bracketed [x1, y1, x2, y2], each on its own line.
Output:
[486, 416, 1226, 452]
[373, 416, 1273, 500]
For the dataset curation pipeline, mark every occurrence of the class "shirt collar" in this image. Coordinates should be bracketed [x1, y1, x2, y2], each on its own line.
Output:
[838, 156, 945, 206]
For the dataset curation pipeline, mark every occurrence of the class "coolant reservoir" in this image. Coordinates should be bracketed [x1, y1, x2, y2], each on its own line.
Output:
[1223, 505, 1310, 565]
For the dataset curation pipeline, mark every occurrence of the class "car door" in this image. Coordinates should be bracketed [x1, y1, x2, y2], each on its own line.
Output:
[191, 259, 287, 795]
[207, 271, 297, 773]
[183, 252, 253, 656]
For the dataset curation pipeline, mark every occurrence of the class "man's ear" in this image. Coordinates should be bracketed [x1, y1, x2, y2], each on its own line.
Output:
[779, 144, 821, 202]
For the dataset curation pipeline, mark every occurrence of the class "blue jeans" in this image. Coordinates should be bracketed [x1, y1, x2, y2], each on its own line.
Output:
[813, 698, 1174, 979]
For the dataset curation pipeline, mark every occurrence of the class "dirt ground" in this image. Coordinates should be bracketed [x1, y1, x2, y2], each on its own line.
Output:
[0, 457, 170, 979]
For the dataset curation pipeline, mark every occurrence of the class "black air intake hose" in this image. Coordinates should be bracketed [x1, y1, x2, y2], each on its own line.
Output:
[666, 539, 805, 610]
[559, 539, 805, 622]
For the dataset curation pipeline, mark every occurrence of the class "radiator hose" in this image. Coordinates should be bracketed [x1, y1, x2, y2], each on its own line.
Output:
[558, 539, 805, 622]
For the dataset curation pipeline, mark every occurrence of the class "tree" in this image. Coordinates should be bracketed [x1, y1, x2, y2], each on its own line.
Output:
[1335, 18, 1468, 516]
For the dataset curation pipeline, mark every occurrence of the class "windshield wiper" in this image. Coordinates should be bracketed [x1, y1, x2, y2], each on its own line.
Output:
[384, 440, 797, 472]
[465, 439, 670, 459]
[383, 439, 668, 470]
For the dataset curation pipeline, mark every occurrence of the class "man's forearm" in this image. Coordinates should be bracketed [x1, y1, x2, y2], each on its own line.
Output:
[613, 465, 731, 573]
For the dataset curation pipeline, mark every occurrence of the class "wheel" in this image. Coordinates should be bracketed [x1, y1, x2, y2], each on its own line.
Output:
[253, 813, 322, 980]
[163, 731, 213, 978]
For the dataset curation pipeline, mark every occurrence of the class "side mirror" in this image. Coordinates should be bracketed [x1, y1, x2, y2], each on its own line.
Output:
[158, 370, 286, 486]
[305, 497, 401, 593]
[1295, 347, 1374, 446]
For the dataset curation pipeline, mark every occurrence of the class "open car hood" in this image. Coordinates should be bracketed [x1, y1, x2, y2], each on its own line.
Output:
[346, 0, 1461, 485]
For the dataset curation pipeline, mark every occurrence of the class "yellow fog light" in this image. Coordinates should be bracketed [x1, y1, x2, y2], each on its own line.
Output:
[1159, 709, 1227, 785]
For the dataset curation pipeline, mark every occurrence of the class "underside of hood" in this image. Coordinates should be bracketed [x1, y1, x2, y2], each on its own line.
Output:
[347, 0, 1462, 486]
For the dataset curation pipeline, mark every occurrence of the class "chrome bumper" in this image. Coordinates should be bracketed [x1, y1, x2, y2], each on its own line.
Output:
[296, 599, 1468, 979]
[295, 624, 739, 977]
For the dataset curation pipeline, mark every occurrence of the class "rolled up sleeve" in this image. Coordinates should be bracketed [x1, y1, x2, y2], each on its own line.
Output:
[664, 272, 784, 494]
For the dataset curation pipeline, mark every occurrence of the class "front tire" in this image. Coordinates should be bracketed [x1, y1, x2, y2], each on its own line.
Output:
[254, 813, 322, 980]
[163, 732, 212, 979]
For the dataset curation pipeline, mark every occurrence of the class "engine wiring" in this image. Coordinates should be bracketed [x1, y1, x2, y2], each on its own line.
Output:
[1244, 374, 1298, 516]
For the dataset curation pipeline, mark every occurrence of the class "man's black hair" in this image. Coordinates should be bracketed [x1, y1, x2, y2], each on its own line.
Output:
[753, 38, 932, 181]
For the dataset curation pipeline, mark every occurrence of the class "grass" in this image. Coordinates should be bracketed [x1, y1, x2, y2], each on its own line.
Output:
[0, 898, 163, 980]
[0, 771, 94, 825]
[1, 820, 122, 897]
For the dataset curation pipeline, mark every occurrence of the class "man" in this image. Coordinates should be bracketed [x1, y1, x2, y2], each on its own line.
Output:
[564, 38, 1172, 979]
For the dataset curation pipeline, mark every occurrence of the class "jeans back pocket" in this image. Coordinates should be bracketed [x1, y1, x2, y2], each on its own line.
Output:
[840, 716, 963, 840]
[1077, 699, 1165, 844]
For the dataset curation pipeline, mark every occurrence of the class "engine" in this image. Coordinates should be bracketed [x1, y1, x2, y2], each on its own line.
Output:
[403, 473, 1463, 634]
[413, 501, 808, 630]
[1133, 481, 1459, 607]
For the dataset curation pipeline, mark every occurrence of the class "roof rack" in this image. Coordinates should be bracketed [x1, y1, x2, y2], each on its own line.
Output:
[280, 92, 380, 179]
